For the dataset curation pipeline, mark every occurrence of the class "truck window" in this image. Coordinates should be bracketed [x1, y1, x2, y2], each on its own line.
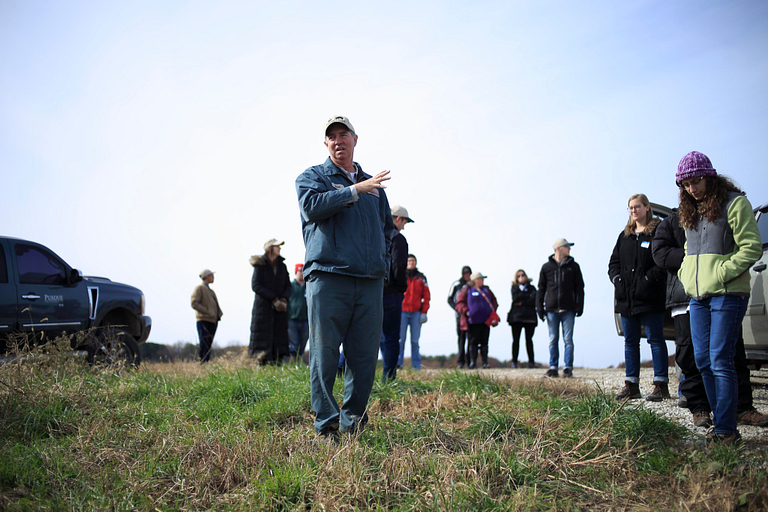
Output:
[15, 244, 67, 285]
[0, 247, 7, 283]
[758, 212, 768, 247]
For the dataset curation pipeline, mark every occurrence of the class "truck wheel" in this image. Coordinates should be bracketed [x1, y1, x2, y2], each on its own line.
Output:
[87, 328, 141, 368]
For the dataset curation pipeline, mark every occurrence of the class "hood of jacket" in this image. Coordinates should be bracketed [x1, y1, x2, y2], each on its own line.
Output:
[250, 254, 285, 267]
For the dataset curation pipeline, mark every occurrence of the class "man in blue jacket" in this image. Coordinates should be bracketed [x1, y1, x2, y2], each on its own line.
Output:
[296, 116, 395, 441]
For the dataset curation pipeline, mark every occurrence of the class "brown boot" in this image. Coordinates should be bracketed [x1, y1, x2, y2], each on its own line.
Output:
[646, 382, 670, 402]
[616, 381, 641, 400]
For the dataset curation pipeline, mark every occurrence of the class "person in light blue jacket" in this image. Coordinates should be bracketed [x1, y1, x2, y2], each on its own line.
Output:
[296, 115, 395, 441]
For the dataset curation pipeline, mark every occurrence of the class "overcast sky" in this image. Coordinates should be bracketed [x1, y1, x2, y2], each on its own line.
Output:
[2, 0, 766, 368]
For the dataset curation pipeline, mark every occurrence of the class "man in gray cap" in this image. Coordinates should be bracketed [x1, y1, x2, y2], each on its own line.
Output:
[295, 115, 395, 440]
[536, 238, 584, 378]
[380, 204, 412, 381]
[191, 269, 223, 363]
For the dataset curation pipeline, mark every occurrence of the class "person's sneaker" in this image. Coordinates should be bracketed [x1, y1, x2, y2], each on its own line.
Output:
[678, 396, 688, 408]
[693, 410, 713, 428]
[615, 381, 641, 400]
[737, 408, 768, 427]
[468, 363, 477, 369]
[510, 361, 518, 368]
[706, 428, 742, 448]
[544, 369, 559, 378]
[562, 368, 573, 378]
[646, 382, 670, 402]
[457, 362, 465, 369]
[317, 424, 340, 445]
[482, 363, 490, 369]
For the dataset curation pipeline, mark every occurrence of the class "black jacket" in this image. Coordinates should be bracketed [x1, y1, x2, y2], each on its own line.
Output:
[607, 227, 666, 316]
[536, 256, 585, 316]
[384, 231, 408, 295]
[651, 212, 689, 309]
[507, 281, 538, 325]
[249, 254, 292, 361]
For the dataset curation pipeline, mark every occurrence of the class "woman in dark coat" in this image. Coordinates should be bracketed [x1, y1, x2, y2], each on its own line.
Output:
[249, 238, 292, 364]
[608, 194, 668, 402]
[506, 269, 537, 368]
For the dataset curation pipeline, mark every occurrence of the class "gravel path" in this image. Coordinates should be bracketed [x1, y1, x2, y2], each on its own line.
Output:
[460, 367, 768, 445]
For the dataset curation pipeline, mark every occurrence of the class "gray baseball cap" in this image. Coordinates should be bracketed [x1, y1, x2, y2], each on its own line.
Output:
[324, 116, 355, 135]
[391, 205, 414, 223]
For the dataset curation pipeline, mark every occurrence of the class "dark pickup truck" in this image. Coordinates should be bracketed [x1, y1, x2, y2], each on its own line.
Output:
[0, 236, 151, 366]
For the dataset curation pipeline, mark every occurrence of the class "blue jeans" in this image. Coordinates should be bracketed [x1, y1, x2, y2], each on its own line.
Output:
[306, 272, 383, 434]
[546, 311, 575, 370]
[287, 319, 309, 357]
[398, 311, 422, 369]
[621, 312, 668, 384]
[380, 294, 404, 381]
[690, 295, 748, 436]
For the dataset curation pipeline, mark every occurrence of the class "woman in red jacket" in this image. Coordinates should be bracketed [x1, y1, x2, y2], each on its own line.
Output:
[398, 254, 431, 369]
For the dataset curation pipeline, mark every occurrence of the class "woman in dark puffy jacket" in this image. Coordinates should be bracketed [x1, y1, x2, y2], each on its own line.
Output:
[608, 194, 668, 402]
[506, 269, 537, 368]
[249, 238, 292, 364]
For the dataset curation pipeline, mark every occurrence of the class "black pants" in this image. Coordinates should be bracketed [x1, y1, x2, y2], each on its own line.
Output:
[735, 328, 753, 413]
[511, 322, 536, 364]
[196, 320, 217, 362]
[674, 314, 708, 412]
[456, 319, 468, 365]
[675, 313, 753, 413]
[468, 323, 490, 367]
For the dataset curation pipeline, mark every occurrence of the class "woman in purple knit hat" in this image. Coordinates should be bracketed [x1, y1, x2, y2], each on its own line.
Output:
[676, 151, 761, 447]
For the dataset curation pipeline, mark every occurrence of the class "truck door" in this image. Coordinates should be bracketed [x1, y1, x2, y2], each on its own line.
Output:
[12, 241, 89, 342]
[0, 241, 17, 353]
[743, 207, 768, 361]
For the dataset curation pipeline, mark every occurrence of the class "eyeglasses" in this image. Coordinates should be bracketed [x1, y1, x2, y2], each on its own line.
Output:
[627, 205, 646, 212]
[679, 176, 705, 190]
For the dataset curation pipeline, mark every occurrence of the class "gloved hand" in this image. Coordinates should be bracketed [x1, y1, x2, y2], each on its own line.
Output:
[273, 298, 288, 312]
[538, 312, 546, 322]
[419, 313, 428, 324]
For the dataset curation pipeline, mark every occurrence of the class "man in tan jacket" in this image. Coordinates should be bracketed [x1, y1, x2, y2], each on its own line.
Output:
[191, 269, 223, 362]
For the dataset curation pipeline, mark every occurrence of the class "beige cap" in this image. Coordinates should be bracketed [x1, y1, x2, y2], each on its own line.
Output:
[324, 116, 355, 135]
[391, 205, 414, 223]
[553, 238, 575, 249]
[200, 269, 215, 279]
[264, 238, 285, 251]
[470, 272, 487, 281]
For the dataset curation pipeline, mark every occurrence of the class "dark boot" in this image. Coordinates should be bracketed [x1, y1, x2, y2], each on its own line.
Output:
[616, 381, 641, 400]
[646, 382, 670, 402]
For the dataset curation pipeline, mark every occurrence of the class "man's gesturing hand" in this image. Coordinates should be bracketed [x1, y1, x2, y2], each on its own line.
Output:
[355, 170, 391, 194]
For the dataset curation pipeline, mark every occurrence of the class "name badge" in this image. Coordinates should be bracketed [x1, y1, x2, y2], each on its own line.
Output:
[641, 241, 650, 249]
[367, 189, 380, 198]
[332, 183, 345, 190]
[471, 291, 479, 296]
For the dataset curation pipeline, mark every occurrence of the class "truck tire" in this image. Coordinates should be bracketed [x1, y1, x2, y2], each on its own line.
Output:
[87, 328, 141, 368]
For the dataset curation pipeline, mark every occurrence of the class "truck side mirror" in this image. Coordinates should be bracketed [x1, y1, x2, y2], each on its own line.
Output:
[68, 268, 84, 286]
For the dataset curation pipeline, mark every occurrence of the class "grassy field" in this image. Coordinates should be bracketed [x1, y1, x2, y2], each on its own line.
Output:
[1, 341, 767, 511]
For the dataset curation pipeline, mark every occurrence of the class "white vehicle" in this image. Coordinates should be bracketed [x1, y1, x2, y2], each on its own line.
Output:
[744, 201, 768, 367]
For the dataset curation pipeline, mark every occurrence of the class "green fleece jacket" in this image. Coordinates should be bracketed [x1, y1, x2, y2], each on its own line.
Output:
[678, 192, 761, 300]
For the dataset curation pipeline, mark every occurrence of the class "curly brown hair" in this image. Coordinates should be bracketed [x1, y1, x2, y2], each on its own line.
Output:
[678, 175, 743, 229]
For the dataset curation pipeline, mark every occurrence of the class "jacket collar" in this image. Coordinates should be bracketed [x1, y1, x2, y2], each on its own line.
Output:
[321, 157, 369, 182]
